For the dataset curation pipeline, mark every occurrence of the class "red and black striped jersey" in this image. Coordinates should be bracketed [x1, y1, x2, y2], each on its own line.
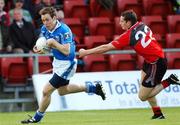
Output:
[111, 22, 164, 63]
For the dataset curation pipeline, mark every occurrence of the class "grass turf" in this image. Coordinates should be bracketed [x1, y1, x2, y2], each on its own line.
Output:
[0, 107, 180, 125]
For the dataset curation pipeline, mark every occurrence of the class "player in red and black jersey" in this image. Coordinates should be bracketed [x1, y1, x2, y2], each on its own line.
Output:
[79, 10, 180, 119]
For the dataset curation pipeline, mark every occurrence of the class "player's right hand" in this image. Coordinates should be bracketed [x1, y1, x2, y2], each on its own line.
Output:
[79, 48, 87, 58]
[33, 46, 44, 54]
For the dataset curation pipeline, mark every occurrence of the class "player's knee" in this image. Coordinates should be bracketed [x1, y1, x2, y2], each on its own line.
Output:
[42, 90, 51, 97]
[58, 91, 65, 96]
[58, 87, 68, 96]
[138, 94, 147, 101]
[58, 89, 67, 96]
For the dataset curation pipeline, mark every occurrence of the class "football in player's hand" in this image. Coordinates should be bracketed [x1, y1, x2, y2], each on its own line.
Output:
[35, 37, 50, 54]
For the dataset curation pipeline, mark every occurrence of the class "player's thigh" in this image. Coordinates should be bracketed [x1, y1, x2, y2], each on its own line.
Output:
[42, 82, 56, 96]
[140, 70, 146, 83]
[139, 70, 155, 100]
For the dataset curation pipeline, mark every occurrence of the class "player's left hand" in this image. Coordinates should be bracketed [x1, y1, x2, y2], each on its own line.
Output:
[79, 48, 87, 58]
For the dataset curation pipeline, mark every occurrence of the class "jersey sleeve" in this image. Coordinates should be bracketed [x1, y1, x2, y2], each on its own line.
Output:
[61, 24, 73, 44]
[111, 32, 130, 49]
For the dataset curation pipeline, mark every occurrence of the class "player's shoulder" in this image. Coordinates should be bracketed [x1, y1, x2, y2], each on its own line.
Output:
[129, 22, 149, 34]
[135, 22, 150, 30]
[131, 22, 144, 30]
[60, 22, 71, 32]
[58, 22, 72, 36]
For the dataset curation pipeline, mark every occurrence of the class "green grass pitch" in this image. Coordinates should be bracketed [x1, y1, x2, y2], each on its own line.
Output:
[0, 107, 180, 125]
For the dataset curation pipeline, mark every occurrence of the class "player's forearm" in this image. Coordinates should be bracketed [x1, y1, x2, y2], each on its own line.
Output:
[85, 44, 111, 55]
[55, 44, 70, 56]
[47, 38, 70, 56]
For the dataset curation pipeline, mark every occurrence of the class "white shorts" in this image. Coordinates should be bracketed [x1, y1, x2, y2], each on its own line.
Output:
[52, 58, 77, 80]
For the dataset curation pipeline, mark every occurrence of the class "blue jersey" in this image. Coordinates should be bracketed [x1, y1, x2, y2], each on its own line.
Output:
[41, 20, 76, 61]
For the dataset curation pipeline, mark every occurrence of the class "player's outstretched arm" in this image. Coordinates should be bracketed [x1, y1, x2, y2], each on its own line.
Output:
[79, 43, 115, 58]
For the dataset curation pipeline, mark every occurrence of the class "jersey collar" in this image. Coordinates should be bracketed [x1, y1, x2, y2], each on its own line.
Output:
[129, 21, 140, 30]
[48, 20, 61, 33]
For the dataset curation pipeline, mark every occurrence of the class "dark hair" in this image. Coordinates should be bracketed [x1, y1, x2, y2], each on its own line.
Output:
[121, 10, 137, 26]
[54, 5, 62, 11]
[39, 7, 56, 18]
[15, 0, 24, 3]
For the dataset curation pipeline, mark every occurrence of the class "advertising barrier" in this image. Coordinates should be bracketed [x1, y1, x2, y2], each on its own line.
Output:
[32, 70, 180, 111]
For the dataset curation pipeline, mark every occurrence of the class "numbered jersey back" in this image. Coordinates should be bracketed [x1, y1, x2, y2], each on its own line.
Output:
[111, 22, 164, 63]
[130, 22, 164, 63]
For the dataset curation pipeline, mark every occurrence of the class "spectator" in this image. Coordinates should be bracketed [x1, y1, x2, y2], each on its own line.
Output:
[97, 0, 115, 10]
[55, 0, 63, 5]
[0, 0, 12, 53]
[4, 0, 14, 12]
[32, 0, 55, 35]
[55, 6, 64, 21]
[9, 0, 32, 23]
[9, 9, 37, 53]
[89, 0, 116, 16]
[32, 0, 43, 30]
[21, 0, 34, 18]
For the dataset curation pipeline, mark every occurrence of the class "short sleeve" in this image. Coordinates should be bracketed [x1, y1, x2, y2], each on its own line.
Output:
[111, 32, 130, 49]
[62, 25, 73, 44]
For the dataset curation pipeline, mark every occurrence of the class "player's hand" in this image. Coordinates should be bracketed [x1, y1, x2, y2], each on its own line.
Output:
[79, 48, 87, 58]
[33, 45, 44, 54]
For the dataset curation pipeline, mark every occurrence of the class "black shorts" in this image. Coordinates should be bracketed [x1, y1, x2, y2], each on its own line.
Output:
[142, 58, 167, 88]
[49, 73, 69, 88]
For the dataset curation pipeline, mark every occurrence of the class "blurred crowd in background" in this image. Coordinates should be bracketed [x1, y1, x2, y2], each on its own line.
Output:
[0, 0, 179, 54]
[0, 0, 64, 54]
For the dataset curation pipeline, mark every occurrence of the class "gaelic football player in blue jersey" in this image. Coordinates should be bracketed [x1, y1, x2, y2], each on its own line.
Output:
[21, 7, 105, 124]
